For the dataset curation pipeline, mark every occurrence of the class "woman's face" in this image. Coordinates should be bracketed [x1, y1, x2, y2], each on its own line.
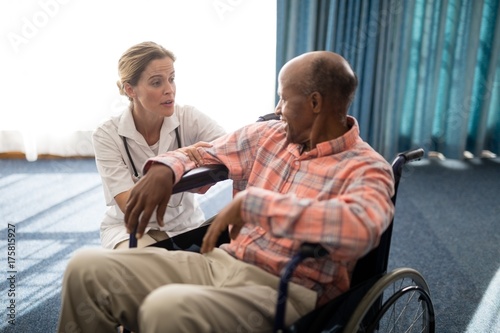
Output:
[127, 57, 176, 117]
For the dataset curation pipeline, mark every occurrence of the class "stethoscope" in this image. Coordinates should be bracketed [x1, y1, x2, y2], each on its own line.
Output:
[123, 127, 183, 248]
[122, 127, 182, 181]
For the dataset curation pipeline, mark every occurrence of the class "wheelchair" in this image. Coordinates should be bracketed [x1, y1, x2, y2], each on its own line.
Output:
[127, 118, 435, 333]
[276, 147, 435, 333]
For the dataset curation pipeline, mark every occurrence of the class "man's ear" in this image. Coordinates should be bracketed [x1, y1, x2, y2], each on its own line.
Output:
[310, 92, 322, 114]
[124, 83, 136, 99]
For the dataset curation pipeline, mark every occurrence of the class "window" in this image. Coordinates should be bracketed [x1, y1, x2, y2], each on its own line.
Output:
[0, 0, 277, 159]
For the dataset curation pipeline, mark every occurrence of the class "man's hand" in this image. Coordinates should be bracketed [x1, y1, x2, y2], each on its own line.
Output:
[201, 191, 246, 254]
[124, 163, 174, 239]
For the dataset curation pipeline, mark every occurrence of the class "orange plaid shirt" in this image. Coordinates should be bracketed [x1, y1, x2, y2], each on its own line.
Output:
[146, 116, 394, 306]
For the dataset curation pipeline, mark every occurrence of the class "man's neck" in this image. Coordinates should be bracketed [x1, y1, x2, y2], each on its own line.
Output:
[310, 110, 350, 147]
[299, 142, 311, 154]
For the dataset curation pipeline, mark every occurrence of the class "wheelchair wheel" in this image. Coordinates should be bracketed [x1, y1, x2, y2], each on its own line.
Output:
[343, 268, 435, 333]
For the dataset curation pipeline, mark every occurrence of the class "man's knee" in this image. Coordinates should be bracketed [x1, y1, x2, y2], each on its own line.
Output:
[64, 249, 103, 282]
[139, 284, 197, 317]
[69, 248, 138, 283]
[138, 285, 211, 332]
[63, 248, 126, 294]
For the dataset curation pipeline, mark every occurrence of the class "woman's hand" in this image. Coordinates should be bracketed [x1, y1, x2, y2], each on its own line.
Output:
[177, 141, 212, 166]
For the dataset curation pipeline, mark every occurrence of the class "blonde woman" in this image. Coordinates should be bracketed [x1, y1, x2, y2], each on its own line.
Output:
[93, 41, 225, 249]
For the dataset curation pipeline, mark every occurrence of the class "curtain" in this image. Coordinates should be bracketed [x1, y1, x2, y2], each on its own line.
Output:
[276, 0, 500, 160]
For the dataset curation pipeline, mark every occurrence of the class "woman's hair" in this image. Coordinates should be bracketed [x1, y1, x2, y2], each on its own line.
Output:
[117, 41, 176, 100]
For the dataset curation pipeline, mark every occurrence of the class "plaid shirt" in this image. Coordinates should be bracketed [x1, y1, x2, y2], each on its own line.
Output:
[146, 116, 394, 306]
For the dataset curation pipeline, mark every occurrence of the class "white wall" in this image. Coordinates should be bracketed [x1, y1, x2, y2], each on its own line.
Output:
[0, 0, 277, 159]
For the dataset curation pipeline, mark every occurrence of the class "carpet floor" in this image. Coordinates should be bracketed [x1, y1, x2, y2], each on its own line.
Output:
[0, 157, 499, 332]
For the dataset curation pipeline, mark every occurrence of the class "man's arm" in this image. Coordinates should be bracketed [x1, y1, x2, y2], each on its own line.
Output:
[124, 121, 274, 239]
[124, 164, 175, 239]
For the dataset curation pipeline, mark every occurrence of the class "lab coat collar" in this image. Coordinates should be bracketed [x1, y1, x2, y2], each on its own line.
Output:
[117, 106, 180, 152]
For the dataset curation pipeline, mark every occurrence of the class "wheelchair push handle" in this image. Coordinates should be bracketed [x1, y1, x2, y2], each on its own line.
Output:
[399, 148, 424, 163]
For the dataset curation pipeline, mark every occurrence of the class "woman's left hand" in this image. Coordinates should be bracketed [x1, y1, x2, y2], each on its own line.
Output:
[177, 141, 212, 166]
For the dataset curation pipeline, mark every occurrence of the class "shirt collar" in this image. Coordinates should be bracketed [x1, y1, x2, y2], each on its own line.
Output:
[117, 106, 141, 141]
[314, 116, 361, 157]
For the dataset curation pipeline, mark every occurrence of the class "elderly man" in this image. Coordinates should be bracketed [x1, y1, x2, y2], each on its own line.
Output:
[58, 51, 394, 333]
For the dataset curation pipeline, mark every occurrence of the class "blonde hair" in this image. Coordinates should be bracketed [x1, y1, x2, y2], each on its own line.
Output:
[117, 41, 176, 101]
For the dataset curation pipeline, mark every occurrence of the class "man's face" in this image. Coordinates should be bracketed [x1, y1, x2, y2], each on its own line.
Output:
[275, 65, 315, 145]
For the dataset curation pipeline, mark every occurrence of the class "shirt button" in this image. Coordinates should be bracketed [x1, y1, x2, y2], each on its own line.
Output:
[294, 161, 299, 166]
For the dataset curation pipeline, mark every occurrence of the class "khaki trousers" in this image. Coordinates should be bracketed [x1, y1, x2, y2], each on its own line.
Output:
[57, 247, 317, 333]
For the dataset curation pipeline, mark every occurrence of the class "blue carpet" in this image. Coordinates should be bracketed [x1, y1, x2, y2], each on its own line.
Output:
[389, 158, 500, 333]
[0, 157, 499, 332]
[0, 159, 104, 333]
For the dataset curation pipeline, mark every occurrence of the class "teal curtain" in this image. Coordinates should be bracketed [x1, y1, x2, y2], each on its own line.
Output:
[276, 0, 500, 160]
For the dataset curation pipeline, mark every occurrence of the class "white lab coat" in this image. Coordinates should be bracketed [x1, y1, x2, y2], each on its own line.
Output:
[92, 104, 226, 249]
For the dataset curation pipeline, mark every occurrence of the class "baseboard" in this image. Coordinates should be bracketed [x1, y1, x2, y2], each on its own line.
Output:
[0, 152, 94, 159]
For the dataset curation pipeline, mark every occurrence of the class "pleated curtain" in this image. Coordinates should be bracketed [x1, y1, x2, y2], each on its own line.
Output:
[276, 0, 500, 160]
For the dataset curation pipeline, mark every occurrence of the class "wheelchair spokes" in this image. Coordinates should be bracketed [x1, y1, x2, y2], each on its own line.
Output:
[366, 275, 434, 333]
[344, 268, 435, 333]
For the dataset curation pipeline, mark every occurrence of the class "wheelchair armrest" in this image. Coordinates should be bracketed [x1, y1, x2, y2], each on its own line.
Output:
[280, 243, 328, 281]
[274, 243, 329, 332]
[257, 113, 281, 122]
[298, 243, 329, 259]
[172, 164, 229, 193]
